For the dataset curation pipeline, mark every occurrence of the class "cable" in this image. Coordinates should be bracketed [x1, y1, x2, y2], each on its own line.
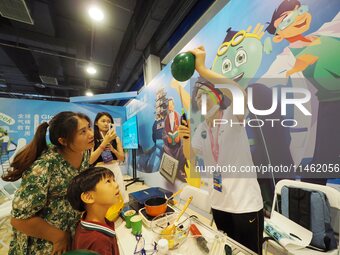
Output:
[254, 113, 279, 212]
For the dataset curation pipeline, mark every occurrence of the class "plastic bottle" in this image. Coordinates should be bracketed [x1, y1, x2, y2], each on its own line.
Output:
[157, 238, 169, 254]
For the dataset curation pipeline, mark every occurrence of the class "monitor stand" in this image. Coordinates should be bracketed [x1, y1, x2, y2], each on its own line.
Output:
[125, 149, 144, 190]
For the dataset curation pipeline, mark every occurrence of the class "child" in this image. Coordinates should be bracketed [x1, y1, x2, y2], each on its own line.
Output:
[67, 167, 121, 255]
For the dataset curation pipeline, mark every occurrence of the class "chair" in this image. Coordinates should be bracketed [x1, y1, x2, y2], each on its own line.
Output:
[179, 184, 214, 226]
[264, 180, 340, 255]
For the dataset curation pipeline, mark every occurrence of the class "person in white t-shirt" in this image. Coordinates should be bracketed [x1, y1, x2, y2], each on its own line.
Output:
[179, 46, 264, 254]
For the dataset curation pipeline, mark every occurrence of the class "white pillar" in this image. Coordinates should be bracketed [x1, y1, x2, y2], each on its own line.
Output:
[143, 54, 161, 86]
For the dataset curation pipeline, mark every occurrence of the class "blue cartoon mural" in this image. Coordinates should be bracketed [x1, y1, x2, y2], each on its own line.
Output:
[126, 0, 340, 201]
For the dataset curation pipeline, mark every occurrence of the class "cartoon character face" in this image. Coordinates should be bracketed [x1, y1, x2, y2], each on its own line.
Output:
[273, 5, 312, 42]
[212, 31, 263, 88]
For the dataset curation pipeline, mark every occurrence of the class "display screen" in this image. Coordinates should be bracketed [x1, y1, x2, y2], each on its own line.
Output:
[122, 115, 139, 149]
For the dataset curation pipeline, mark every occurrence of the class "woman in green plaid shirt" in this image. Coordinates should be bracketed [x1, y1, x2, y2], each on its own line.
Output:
[2, 111, 94, 255]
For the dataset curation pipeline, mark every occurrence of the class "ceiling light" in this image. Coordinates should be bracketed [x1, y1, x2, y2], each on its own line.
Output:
[34, 83, 46, 89]
[86, 65, 97, 75]
[86, 91, 94, 97]
[88, 6, 104, 22]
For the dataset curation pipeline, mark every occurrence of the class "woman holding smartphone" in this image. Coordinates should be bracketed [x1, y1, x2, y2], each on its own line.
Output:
[90, 112, 128, 203]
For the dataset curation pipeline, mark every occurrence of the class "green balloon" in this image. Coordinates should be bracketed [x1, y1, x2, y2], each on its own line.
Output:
[171, 52, 195, 82]
[63, 250, 99, 255]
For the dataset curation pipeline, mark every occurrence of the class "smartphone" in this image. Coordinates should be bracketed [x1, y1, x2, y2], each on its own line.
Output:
[109, 123, 116, 132]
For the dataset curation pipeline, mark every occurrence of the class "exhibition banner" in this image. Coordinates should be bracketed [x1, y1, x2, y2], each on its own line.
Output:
[127, 0, 340, 191]
[0, 98, 126, 157]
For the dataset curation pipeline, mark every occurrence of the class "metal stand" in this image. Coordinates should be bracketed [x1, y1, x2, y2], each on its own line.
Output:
[125, 149, 144, 190]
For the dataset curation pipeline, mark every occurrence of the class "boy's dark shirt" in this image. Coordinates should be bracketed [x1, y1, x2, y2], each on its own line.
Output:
[73, 216, 120, 255]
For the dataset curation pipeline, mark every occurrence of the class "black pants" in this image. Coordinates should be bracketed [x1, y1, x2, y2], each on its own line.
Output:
[212, 208, 264, 255]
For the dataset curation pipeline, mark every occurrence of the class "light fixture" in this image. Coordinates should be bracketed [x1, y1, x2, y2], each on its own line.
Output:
[86, 91, 94, 96]
[86, 65, 97, 75]
[88, 5, 104, 22]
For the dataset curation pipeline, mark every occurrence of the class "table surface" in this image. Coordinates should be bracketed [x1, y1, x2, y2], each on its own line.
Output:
[116, 206, 256, 255]
[265, 239, 340, 255]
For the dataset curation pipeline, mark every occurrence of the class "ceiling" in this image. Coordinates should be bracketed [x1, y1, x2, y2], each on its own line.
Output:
[0, 0, 213, 104]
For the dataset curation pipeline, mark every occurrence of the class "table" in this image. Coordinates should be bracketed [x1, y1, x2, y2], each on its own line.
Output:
[116, 210, 256, 255]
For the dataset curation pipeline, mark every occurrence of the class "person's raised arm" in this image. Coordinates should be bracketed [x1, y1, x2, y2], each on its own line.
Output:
[109, 136, 125, 161]
[189, 46, 246, 120]
[89, 129, 117, 164]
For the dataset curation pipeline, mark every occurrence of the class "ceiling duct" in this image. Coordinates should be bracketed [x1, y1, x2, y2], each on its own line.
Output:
[39, 75, 58, 85]
[0, 0, 34, 25]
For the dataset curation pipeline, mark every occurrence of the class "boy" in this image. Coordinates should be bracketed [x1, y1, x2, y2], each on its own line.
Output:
[67, 167, 121, 255]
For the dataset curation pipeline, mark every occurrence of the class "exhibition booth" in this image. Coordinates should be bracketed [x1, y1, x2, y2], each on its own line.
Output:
[0, 0, 339, 254]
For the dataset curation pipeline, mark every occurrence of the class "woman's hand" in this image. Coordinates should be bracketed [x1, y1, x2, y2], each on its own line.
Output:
[103, 129, 117, 145]
[189, 46, 207, 73]
[51, 230, 70, 255]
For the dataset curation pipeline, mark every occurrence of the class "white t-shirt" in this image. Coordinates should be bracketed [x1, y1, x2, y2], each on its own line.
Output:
[192, 108, 263, 213]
